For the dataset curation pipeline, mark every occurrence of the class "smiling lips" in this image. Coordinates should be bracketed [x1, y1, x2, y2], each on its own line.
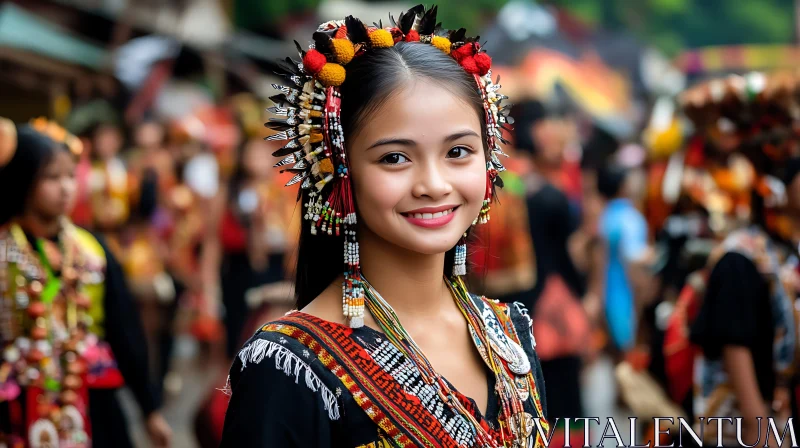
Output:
[401, 205, 459, 228]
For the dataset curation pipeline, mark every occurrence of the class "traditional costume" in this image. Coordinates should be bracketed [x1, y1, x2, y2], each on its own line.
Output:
[221, 5, 549, 447]
[0, 120, 159, 448]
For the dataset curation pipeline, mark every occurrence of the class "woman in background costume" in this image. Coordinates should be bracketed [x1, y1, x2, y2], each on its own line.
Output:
[0, 118, 171, 447]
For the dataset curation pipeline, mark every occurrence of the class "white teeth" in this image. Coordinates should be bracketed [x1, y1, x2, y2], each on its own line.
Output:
[407, 208, 455, 220]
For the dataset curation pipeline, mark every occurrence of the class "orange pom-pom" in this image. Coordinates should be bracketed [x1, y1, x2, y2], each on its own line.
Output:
[431, 36, 451, 54]
[405, 30, 420, 42]
[318, 63, 346, 86]
[335, 26, 348, 39]
[460, 56, 479, 74]
[330, 38, 355, 64]
[303, 49, 327, 75]
[318, 158, 335, 174]
[451, 44, 473, 62]
[474, 53, 492, 75]
[369, 28, 394, 48]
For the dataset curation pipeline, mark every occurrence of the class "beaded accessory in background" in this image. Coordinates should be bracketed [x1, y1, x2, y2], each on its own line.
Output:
[267, 5, 513, 328]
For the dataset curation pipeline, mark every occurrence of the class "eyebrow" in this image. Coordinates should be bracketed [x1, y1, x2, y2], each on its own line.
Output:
[365, 130, 481, 151]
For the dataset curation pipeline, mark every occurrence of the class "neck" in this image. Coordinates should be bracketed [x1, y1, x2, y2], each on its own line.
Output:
[17, 213, 61, 239]
[358, 227, 452, 318]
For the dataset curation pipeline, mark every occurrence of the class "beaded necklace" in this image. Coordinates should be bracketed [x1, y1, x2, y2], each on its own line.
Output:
[0, 220, 92, 446]
[362, 275, 536, 447]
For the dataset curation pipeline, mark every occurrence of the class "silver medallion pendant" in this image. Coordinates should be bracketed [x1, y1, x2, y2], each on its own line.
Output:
[480, 307, 531, 375]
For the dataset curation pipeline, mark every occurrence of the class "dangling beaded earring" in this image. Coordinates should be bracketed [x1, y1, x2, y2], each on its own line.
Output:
[452, 234, 468, 277]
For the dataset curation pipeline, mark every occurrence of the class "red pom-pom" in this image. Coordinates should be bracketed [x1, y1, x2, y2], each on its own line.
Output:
[405, 30, 420, 42]
[460, 56, 479, 74]
[390, 27, 403, 43]
[303, 49, 327, 75]
[474, 53, 492, 75]
[452, 44, 474, 62]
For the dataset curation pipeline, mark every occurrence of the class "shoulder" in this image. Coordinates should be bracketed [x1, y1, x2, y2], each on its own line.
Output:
[228, 317, 342, 421]
[69, 224, 107, 269]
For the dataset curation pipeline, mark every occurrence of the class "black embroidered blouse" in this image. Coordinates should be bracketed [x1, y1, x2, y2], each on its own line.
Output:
[220, 297, 547, 447]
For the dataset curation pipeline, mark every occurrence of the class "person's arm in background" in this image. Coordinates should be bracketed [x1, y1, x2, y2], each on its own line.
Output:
[620, 208, 658, 309]
[96, 234, 173, 447]
[199, 183, 226, 318]
[723, 346, 771, 445]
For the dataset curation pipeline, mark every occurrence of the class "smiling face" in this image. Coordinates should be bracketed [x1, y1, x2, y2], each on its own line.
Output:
[347, 81, 487, 256]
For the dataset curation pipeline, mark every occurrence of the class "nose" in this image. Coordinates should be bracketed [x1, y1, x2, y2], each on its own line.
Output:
[411, 160, 453, 200]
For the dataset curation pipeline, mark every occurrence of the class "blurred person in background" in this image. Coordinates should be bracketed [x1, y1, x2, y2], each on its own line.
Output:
[512, 100, 590, 431]
[596, 163, 656, 357]
[0, 119, 171, 447]
[204, 137, 295, 359]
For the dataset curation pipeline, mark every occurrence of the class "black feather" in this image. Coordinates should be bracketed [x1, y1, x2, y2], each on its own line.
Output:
[294, 40, 306, 58]
[345, 16, 369, 44]
[312, 32, 333, 57]
[494, 176, 504, 189]
[276, 57, 300, 76]
[449, 28, 466, 44]
[418, 5, 438, 36]
[398, 5, 424, 34]
[271, 139, 303, 157]
[389, 14, 398, 28]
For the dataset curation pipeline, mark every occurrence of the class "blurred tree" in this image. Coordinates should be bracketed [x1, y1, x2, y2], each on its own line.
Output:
[232, 0, 322, 36]
[547, 0, 796, 56]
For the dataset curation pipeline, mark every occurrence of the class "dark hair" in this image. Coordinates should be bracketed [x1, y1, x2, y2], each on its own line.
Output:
[294, 42, 487, 309]
[596, 163, 628, 200]
[512, 100, 547, 155]
[0, 125, 69, 226]
[581, 125, 618, 171]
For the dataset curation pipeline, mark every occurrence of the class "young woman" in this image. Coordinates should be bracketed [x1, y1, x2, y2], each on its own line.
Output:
[221, 6, 549, 447]
[0, 119, 172, 447]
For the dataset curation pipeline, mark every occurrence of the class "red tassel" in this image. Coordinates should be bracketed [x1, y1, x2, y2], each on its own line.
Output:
[474, 53, 492, 75]
[460, 56, 479, 74]
[405, 30, 420, 42]
[303, 49, 327, 75]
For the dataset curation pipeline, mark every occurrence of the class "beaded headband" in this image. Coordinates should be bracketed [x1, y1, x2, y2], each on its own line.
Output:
[29, 117, 84, 157]
[267, 5, 512, 327]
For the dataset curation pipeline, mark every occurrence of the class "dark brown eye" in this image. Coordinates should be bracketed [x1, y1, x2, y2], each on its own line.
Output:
[446, 146, 471, 159]
[380, 153, 409, 165]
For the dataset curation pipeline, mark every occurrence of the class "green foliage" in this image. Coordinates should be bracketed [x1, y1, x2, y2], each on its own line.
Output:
[235, 0, 797, 56]
[547, 0, 796, 56]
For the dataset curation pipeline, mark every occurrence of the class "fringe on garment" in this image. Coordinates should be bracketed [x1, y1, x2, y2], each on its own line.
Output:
[237, 338, 341, 420]
[513, 302, 536, 349]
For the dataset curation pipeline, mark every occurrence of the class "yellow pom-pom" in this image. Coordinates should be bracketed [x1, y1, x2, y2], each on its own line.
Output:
[330, 38, 355, 65]
[369, 29, 394, 49]
[318, 63, 346, 87]
[431, 36, 451, 55]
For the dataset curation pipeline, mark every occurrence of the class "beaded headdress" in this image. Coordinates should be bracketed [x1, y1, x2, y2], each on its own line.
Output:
[267, 5, 512, 327]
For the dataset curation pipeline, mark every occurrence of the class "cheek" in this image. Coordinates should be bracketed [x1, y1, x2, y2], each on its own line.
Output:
[352, 165, 406, 216]
[454, 157, 489, 207]
[32, 181, 59, 206]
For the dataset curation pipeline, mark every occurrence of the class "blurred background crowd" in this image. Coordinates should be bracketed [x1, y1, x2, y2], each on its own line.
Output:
[3, 0, 800, 446]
